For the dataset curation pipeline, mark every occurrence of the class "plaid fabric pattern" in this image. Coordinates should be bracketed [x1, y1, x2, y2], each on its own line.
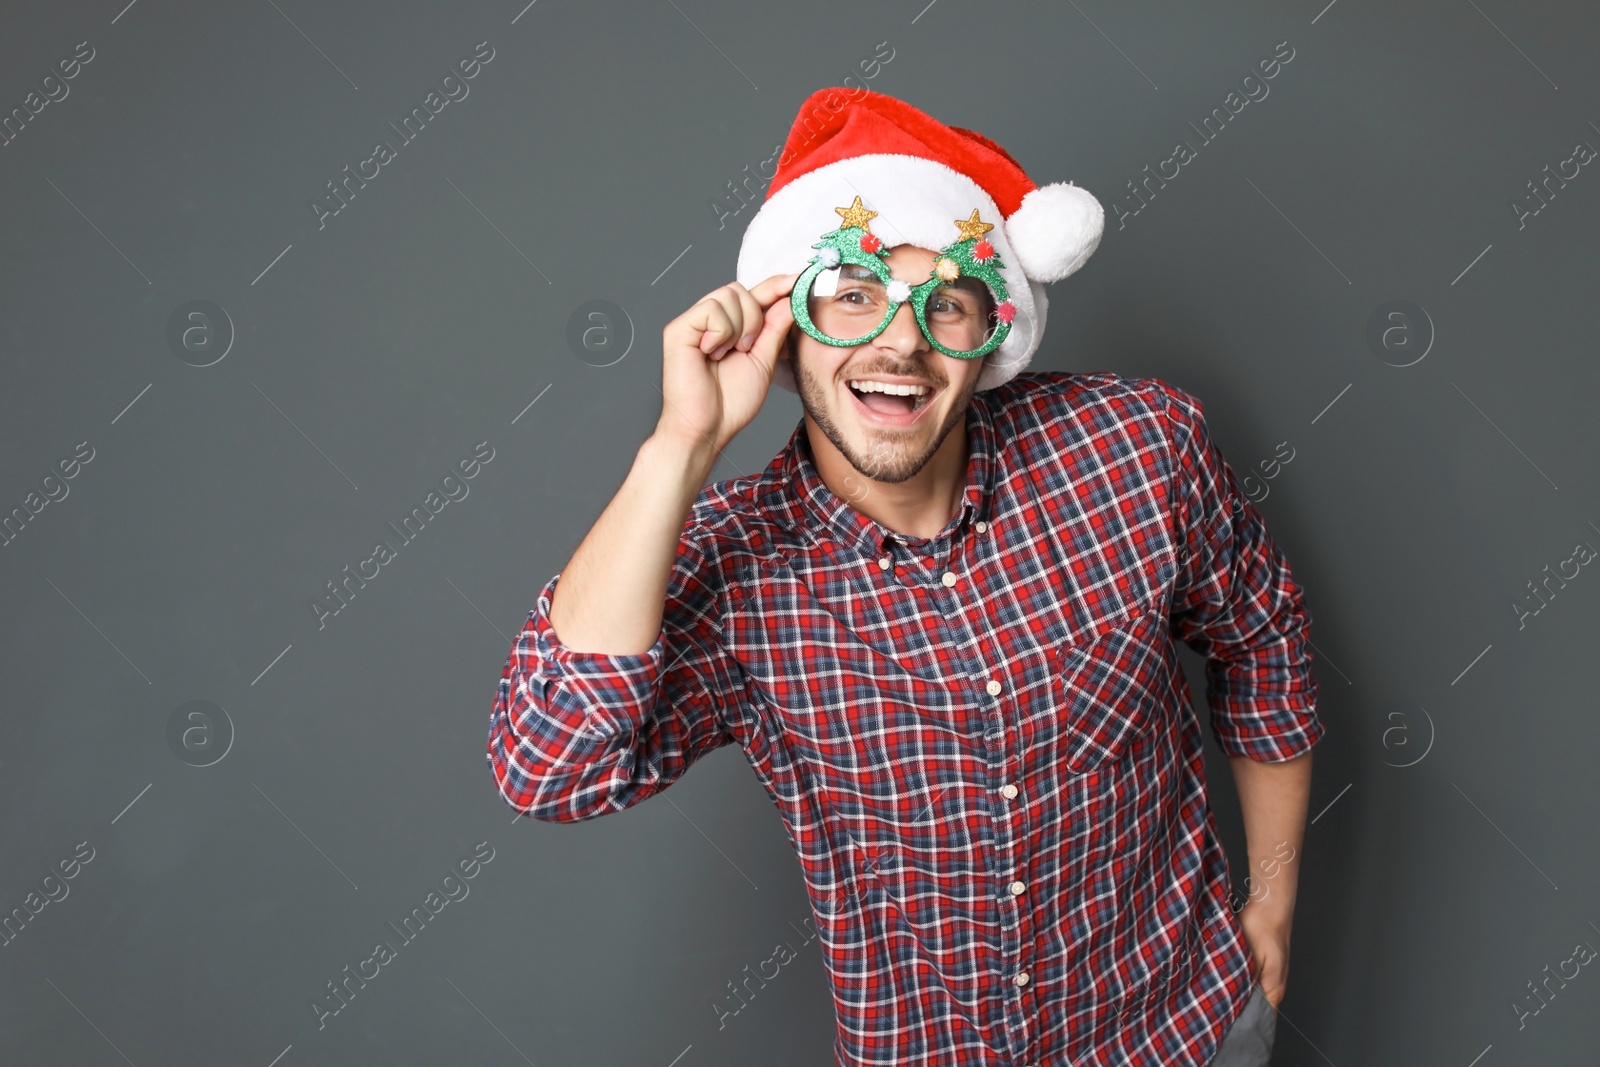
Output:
[487, 371, 1323, 1066]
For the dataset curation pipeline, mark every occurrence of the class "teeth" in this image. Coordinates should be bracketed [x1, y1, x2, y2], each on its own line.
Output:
[848, 380, 931, 396]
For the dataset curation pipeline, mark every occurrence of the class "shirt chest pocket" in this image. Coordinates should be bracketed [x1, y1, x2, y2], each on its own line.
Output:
[1043, 604, 1170, 775]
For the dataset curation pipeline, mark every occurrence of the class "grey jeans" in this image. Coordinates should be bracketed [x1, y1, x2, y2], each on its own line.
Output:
[1208, 982, 1277, 1066]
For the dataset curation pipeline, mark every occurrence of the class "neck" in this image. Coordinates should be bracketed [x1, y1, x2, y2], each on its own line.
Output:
[806, 417, 970, 541]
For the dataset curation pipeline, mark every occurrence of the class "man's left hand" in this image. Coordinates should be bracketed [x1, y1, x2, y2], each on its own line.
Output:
[1237, 901, 1291, 1009]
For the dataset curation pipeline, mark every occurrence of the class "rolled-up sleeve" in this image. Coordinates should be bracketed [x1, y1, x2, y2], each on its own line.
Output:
[1159, 383, 1324, 762]
[486, 530, 742, 821]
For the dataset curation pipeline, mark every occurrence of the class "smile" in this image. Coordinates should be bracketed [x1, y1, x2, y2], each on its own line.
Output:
[844, 377, 938, 426]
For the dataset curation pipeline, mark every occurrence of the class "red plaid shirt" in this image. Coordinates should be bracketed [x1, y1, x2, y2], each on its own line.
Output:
[487, 371, 1323, 1066]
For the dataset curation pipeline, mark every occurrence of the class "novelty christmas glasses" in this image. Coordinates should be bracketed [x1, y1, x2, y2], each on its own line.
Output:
[790, 196, 1018, 360]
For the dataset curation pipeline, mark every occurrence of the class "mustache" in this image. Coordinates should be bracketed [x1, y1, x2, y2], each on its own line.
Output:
[840, 363, 945, 388]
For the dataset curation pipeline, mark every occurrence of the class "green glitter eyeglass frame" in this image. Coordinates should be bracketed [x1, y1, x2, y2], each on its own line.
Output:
[788, 201, 1018, 361]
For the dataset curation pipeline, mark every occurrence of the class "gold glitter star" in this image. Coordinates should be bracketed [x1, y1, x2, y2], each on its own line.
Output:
[834, 195, 878, 231]
[953, 209, 995, 242]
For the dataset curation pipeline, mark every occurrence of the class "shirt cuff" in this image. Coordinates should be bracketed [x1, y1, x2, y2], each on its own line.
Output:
[1212, 696, 1324, 762]
[522, 571, 666, 738]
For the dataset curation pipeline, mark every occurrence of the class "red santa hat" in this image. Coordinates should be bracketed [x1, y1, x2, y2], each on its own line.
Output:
[736, 86, 1104, 394]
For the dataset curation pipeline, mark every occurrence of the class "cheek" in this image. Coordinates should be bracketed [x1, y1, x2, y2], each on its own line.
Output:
[939, 355, 984, 393]
[795, 338, 851, 384]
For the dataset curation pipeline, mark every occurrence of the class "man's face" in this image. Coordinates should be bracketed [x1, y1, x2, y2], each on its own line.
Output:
[786, 244, 991, 486]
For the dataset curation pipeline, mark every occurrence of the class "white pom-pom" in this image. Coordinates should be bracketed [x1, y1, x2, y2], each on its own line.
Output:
[818, 245, 841, 268]
[1004, 182, 1105, 284]
[886, 279, 912, 303]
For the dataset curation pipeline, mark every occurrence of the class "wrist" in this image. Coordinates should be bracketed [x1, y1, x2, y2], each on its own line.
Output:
[640, 430, 719, 488]
[1240, 889, 1297, 924]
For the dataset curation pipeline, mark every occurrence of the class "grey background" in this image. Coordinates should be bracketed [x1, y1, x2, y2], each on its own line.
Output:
[1, 0, 1596, 1064]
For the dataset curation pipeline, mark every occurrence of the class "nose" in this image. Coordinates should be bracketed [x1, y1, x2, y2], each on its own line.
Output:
[874, 297, 929, 358]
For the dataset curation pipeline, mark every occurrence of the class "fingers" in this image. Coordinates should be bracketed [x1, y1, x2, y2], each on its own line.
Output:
[704, 278, 794, 361]
[748, 283, 796, 364]
[694, 297, 739, 360]
[748, 271, 802, 308]
[730, 285, 765, 353]
[670, 275, 802, 364]
[700, 284, 758, 360]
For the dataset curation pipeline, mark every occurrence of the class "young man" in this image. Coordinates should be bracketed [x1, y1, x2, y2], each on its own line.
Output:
[487, 88, 1321, 1067]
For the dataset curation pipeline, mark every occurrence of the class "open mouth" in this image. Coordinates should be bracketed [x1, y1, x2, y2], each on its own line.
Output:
[845, 378, 937, 423]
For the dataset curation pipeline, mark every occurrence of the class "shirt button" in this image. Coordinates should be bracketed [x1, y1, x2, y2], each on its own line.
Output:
[1009, 880, 1026, 896]
[878, 556, 890, 570]
[1000, 784, 1019, 800]
[941, 571, 957, 587]
[1013, 972, 1030, 987]
[985, 679, 1002, 696]
[975, 520, 987, 532]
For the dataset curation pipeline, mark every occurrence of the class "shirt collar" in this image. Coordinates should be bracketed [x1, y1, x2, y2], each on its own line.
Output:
[775, 391, 1000, 559]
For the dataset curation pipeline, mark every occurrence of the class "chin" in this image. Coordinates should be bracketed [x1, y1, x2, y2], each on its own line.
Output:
[788, 341, 979, 485]
[816, 386, 960, 485]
